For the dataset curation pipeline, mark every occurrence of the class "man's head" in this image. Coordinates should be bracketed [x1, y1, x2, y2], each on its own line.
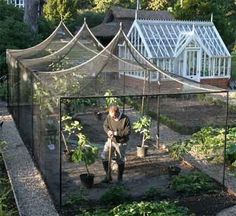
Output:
[109, 105, 120, 120]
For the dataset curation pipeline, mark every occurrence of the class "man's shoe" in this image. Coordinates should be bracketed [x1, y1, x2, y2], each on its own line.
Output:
[101, 176, 112, 183]
[117, 163, 125, 182]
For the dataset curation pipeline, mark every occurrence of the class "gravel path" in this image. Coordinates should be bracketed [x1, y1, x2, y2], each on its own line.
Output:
[0, 101, 58, 216]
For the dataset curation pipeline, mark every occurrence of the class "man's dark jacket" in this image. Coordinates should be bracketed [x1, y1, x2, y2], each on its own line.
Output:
[103, 113, 131, 143]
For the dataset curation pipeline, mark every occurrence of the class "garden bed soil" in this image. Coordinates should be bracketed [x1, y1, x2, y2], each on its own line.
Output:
[150, 95, 236, 134]
[62, 148, 236, 216]
[61, 109, 236, 216]
[179, 192, 236, 216]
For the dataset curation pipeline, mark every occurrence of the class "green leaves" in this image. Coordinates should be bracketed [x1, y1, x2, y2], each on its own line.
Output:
[147, 0, 176, 11]
[226, 143, 236, 164]
[173, 0, 236, 49]
[132, 116, 151, 147]
[72, 139, 98, 166]
[0, 0, 24, 21]
[104, 89, 121, 109]
[93, 0, 137, 12]
[0, 1, 35, 76]
[111, 201, 190, 216]
[169, 126, 236, 164]
[100, 185, 130, 205]
[43, 0, 78, 23]
[72, 135, 99, 174]
[171, 171, 217, 195]
[63, 116, 98, 174]
[62, 115, 83, 135]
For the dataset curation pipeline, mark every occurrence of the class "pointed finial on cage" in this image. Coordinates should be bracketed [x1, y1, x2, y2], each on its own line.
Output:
[135, 0, 140, 20]
[119, 22, 123, 30]
[84, 17, 87, 24]
[60, 13, 63, 22]
[210, 13, 213, 22]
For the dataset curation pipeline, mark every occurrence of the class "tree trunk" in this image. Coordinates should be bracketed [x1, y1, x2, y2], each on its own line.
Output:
[24, 0, 39, 33]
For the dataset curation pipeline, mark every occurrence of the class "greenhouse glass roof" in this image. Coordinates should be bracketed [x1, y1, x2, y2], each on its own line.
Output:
[134, 20, 230, 58]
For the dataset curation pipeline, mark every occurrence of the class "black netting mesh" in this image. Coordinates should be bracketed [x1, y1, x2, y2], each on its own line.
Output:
[6, 21, 230, 210]
[6, 21, 74, 127]
[21, 22, 104, 72]
[59, 93, 230, 212]
[7, 21, 73, 60]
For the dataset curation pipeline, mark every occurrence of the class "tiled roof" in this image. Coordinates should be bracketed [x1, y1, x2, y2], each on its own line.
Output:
[91, 6, 174, 37]
[91, 20, 133, 37]
[110, 6, 174, 20]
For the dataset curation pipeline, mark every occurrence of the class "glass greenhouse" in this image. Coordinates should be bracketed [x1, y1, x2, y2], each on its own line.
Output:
[6, 21, 230, 210]
[123, 19, 231, 88]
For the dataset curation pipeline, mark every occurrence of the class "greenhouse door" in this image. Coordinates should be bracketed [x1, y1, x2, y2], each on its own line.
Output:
[183, 48, 200, 82]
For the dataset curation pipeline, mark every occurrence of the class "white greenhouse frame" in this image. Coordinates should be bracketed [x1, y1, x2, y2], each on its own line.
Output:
[7, 0, 24, 8]
[120, 19, 231, 84]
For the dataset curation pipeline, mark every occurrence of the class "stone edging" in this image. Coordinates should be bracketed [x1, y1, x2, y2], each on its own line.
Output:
[0, 104, 58, 216]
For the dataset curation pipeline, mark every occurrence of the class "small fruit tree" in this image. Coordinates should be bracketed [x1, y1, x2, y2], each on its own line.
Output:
[72, 133, 99, 176]
[62, 115, 98, 175]
[132, 115, 152, 148]
[61, 115, 82, 153]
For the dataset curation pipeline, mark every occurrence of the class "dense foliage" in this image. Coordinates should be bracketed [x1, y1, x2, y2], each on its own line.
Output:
[43, 0, 104, 32]
[82, 201, 191, 216]
[62, 115, 99, 175]
[43, 0, 78, 24]
[0, 0, 35, 76]
[147, 0, 176, 10]
[171, 171, 218, 195]
[132, 116, 152, 147]
[169, 127, 236, 167]
[41, 0, 236, 50]
[173, 0, 236, 49]
[100, 185, 130, 205]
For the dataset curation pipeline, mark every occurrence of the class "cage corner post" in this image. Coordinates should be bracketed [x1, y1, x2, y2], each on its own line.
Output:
[59, 97, 62, 211]
[222, 90, 229, 187]
[156, 95, 160, 149]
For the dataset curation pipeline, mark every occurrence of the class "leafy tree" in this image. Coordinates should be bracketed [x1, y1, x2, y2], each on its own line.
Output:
[173, 0, 209, 19]
[94, 0, 137, 12]
[0, 0, 23, 20]
[43, 0, 78, 24]
[37, 16, 55, 41]
[94, 0, 118, 12]
[210, 0, 236, 50]
[0, 0, 35, 76]
[67, 9, 105, 32]
[173, 0, 236, 50]
[78, 0, 94, 9]
[147, 0, 176, 11]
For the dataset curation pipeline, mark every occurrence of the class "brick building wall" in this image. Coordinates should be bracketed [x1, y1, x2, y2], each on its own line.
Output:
[119, 75, 183, 93]
[119, 75, 230, 93]
[200, 78, 229, 89]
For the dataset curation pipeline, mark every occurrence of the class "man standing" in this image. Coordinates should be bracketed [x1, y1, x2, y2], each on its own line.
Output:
[101, 105, 131, 183]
